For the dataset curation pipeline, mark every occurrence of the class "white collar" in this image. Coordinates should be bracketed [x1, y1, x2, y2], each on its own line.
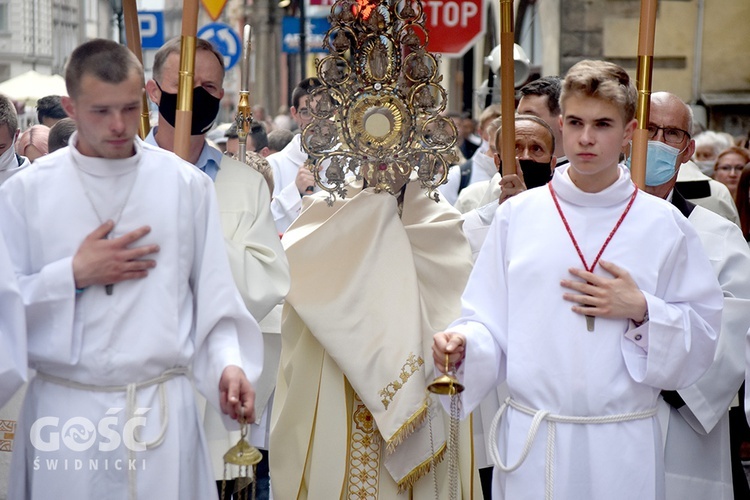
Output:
[69, 132, 142, 177]
[551, 164, 636, 208]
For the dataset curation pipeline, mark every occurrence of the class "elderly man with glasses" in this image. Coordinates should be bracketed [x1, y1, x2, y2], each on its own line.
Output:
[644, 91, 750, 500]
[647, 117, 742, 225]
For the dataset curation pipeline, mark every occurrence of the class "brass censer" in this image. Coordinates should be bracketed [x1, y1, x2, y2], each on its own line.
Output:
[220, 411, 263, 500]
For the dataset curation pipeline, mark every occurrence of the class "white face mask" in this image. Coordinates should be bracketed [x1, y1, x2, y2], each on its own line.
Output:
[0, 136, 17, 172]
[694, 159, 714, 176]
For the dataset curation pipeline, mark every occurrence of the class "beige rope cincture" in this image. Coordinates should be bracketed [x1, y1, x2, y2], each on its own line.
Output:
[36, 367, 189, 500]
[488, 397, 657, 500]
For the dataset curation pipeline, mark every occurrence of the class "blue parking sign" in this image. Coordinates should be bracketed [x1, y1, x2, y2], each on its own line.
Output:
[138, 11, 164, 49]
[198, 23, 242, 71]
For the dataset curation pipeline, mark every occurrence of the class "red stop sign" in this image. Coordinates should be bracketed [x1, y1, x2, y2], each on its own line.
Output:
[424, 0, 485, 56]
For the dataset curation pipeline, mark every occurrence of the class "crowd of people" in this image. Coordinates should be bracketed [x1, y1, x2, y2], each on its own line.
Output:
[0, 35, 749, 500]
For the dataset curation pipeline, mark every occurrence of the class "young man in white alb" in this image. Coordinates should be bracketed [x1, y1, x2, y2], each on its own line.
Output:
[434, 60, 723, 500]
[0, 39, 263, 500]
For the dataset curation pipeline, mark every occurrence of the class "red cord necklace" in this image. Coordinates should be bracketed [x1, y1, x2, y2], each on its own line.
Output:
[548, 180, 638, 330]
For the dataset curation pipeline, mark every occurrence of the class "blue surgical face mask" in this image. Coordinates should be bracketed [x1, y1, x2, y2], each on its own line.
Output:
[645, 140, 679, 187]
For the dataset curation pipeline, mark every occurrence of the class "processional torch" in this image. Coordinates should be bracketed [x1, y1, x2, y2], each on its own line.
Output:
[218, 25, 263, 500]
[173, 0, 199, 161]
[122, 0, 150, 139]
[499, 0, 516, 178]
[236, 24, 254, 164]
[630, 0, 658, 189]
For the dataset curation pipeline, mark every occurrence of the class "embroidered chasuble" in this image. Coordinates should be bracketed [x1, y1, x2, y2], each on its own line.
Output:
[270, 179, 481, 499]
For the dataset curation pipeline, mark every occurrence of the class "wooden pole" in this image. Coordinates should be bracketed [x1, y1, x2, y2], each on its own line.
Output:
[499, 0, 515, 177]
[122, 0, 150, 139]
[630, 0, 658, 189]
[174, 0, 199, 161]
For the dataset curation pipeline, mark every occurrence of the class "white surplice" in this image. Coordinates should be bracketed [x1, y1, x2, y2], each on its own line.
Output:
[659, 198, 750, 500]
[0, 155, 30, 184]
[0, 230, 26, 408]
[0, 157, 30, 497]
[266, 133, 307, 234]
[449, 165, 723, 500]
[0, 136, 263, 500]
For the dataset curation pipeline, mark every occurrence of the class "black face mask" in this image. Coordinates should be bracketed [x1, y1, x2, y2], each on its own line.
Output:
[518, 159, 553, 189]
[155, 82, 220, 136]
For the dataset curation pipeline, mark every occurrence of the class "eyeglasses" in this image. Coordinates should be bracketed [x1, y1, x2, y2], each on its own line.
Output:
[715, 164, 745, 174]
[647, 125, 690, 145]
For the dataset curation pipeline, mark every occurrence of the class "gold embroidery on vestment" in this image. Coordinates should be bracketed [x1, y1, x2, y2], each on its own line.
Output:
[379, 353, 424, 410]
[0, 419, 15, 452]
[346, 394, 380, 499]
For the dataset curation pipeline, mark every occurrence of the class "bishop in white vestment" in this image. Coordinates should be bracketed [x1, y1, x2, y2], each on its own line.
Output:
[270, 179, 482, 499]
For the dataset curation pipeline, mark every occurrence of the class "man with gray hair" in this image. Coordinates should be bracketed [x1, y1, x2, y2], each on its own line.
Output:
[644, 91, 750, 500]
[672, 129, 741, 225]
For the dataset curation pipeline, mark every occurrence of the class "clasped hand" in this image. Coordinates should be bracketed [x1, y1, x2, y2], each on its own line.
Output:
[219, 365, 256, 422]
[72, 220, 159, 289]
[560, 260, 648, 323]
[432, 332, 466, 374]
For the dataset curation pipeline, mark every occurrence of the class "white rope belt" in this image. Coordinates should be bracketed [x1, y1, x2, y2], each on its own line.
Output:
[36, 367, 189, 500]
[489, 397, 657, 500]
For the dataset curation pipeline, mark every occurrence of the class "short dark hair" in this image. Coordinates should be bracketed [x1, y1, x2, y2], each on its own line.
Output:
[36, 95, 67, 124]
[65, 39, 142, 98]
[152, 37, 225, 83]
[0, 94, 18, 136]
[267, 128, 293, 152]
[48, 117, 77, 152]
[291, 77, 322, 110]
[249, 122, 268, 151]
[226, 122, 268, 152]
[519, 76, 562, 116]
